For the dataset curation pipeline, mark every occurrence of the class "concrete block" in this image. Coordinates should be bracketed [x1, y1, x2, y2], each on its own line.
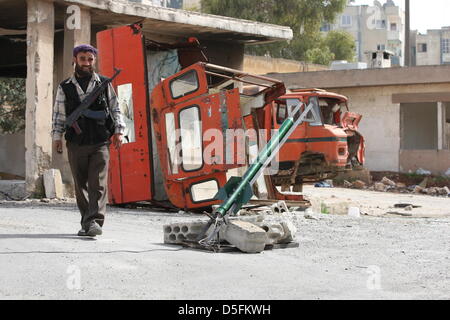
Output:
[43, 169, 64, 199]
[163, 221, 209, 244]
[270, 201, 289, 215]
[254, 219, 297, 245]
[221, 220, 267, 253]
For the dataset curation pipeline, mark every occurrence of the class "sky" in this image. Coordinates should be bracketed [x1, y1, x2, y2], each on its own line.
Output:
[350, 0, 450, 33]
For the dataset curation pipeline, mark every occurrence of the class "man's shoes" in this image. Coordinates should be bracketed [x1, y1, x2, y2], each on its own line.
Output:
[87, 222, 103, 237]
[77, 229, 89, 236]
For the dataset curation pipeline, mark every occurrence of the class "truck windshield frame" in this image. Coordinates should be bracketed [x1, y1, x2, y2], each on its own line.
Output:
[169, 69, 199, 100]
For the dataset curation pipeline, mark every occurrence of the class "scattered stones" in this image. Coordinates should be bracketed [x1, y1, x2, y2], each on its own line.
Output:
[40, 198, 50, 203]
[438, 186, 450, 196]
[396, 182, 406, 189]
[343, 180, 353, 188]
[352, 180, 366, 189]
[426, 187, 439, 196]
[381, 177, 396, 187]
[374, 182, 387, 192]
[413, 186, 424, 194]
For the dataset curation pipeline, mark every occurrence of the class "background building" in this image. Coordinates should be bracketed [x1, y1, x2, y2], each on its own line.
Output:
[411, 26, 450, 66]
[322, 0, 405, 67]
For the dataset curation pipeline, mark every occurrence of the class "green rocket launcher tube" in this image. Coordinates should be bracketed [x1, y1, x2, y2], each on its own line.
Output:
[214, 97, 320, 219]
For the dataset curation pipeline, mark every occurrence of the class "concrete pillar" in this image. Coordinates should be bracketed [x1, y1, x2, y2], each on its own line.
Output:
[63, 5, 91, 79]
[25, 0, 55, 196]
[437, 102, 444, 150]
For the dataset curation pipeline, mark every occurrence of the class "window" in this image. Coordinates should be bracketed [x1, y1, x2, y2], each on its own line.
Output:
[170, 70, 199, 99]
[179, 106, 203, 171]
[418, 43, 427, 53]
[377, 44, 386, 51]
[341, 15, 352, 27]
[276, 101, 288, 124]
[375, 20, 386, 29]
[390, 23, 397, 31]
[320, 23, 331, 32]
[442, 39, 450, 54]
[190, 180, 219, 203]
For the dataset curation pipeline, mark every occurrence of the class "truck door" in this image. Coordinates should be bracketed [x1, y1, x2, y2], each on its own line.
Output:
[153, 63, 245, 208]
[97, 24, 153, 204]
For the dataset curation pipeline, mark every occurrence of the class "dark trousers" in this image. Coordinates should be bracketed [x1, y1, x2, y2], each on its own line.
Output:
[67, 141, 110, 230]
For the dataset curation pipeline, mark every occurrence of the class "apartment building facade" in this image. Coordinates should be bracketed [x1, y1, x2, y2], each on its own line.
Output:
[322, 0, 405, 66]
[412, 27, 450, 66]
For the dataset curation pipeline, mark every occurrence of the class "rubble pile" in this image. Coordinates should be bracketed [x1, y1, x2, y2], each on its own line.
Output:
[341, 176, 450, 197]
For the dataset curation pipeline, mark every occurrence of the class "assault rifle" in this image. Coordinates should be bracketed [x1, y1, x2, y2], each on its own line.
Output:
[65, 68, 122, 135]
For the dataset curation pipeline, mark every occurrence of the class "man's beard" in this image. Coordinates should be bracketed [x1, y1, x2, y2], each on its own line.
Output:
[75, 63, 94, 77]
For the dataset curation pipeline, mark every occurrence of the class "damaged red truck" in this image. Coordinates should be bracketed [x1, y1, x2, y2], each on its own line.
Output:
[97, 24, 365, 211]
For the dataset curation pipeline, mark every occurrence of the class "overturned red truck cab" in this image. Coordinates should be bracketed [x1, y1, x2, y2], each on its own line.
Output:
[97, 24, 309, 210]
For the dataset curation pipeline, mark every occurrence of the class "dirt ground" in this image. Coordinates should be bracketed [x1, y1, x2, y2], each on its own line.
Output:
[0, 185, 449, 300]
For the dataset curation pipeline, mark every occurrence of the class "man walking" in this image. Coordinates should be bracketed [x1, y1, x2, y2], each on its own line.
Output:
[52, 44, 125, 237]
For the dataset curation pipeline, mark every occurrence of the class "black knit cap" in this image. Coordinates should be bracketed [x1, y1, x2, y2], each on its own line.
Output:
[73, 44, 98, 57]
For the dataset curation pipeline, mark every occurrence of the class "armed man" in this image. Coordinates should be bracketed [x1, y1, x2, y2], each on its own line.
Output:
[51, 44, 125, 237]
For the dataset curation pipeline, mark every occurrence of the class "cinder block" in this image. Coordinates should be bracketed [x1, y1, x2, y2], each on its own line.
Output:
[163, 221, 209, 244]
[43, 169, 63, 199]
[221, 220, 267, 253]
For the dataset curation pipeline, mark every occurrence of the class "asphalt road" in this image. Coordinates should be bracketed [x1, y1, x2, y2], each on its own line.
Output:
[0, 191, 449, 300]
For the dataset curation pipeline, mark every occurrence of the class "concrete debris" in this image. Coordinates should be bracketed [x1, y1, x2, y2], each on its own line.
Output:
[404, 205, 413, 211]
[163, 221, 209, 244]
[381, 177, 396, 187]
[343, 180, 353, 188]
[396, 182, 407, 188]
[270, 201, 289, 215]
[413, 185, 424, 194]
[220, 220, 267, 253]
[347, 207, 361, 218]
[164, 212, 298, 253]
[352, 180, 366, 189]
[374, 182, 387, 192]
[43, 169, 64, 199]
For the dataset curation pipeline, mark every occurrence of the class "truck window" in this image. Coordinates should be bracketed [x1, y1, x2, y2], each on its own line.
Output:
[170, 70, 199, 99]
[276, 101, 288, 124]
[319, 98, 343, 126]
[179, 106, 203, 171]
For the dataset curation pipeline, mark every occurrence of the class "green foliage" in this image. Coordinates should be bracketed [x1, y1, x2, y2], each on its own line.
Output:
[201, 0, 348, 62]
[305, 46, 334, 65]
[0, 78, 26, 134]
[324, 30, 356, 61]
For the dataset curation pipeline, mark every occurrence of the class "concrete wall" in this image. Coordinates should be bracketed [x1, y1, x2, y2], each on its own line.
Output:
[334, 83, 450, 173]
[400, 150, 450, 175]
[330, 86, 401, 171]
[243, 55, 328, 75]
[0, 132, 25, 178]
